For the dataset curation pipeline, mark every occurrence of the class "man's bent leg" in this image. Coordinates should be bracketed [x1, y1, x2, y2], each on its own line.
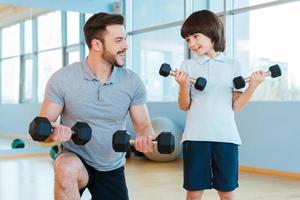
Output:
[54, 152, 89, 200]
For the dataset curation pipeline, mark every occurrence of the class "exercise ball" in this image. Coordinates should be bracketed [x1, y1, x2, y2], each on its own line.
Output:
[145, 117, 183, 162]
[11, 138, 25, 149]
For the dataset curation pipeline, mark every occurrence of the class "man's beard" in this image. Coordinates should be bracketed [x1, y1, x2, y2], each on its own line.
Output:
[101, 46, 125, 68]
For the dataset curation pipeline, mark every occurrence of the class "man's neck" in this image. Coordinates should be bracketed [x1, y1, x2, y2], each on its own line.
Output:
[87, 53, 113, 83]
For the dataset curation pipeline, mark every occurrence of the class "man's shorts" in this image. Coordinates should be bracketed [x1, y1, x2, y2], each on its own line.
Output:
[58, 150, 129, 200]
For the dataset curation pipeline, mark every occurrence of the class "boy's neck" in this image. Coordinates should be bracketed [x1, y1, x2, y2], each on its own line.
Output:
[205, 49, 219, 59]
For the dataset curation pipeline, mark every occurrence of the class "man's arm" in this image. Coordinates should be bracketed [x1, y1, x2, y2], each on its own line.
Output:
[40, 100, 63, 122]
[39, 100, 71, 144]
[129, 104, 155, 136]
[129, 104, 156, 153]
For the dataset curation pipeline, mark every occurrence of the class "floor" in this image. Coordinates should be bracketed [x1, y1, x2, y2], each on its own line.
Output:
[1, 136, 300, 200]
[0, 155, 300, 200]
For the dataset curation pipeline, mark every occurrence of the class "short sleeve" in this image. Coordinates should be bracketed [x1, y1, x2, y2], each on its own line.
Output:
[44, 72, 65, 105]
[130, 74, 147, 106]
[233, 60, 247, 93]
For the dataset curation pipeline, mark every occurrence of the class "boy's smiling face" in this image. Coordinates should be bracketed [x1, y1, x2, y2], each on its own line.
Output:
[185, 33, 216, 58]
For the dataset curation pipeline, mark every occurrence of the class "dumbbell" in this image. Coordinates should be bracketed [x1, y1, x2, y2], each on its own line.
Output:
[159, 63, 207, 91]
[29, 116, 92, 145]
[112, 130, 175, 154]
[11, 138, 25, 149]
[233, 64, 281, 89]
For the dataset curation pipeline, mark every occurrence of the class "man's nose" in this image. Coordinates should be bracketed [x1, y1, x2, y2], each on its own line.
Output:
[122, 41, 128, 51]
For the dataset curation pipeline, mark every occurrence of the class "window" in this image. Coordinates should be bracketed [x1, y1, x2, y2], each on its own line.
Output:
[234, 0, 278, 9]
[1, 58, 20, 103]
[38, 11, 62, 51]
[85, 13, 93, 22]
[132, 27, 184, 101]
[67, 11, 80, 45]
[1, 24, 20, 58]
[132, 0, 184, 30]
[193, 0, 224, 13]
[24, 20, 32, 54]
[233, 1, 300, 100]
[0, 10, 95, 104]
[23, 59, 33, 101]
[38, 50, 62, 102]
[85, 45, 89, 58]
[84, 13, 94, 57]
[68, 50, 80, 64]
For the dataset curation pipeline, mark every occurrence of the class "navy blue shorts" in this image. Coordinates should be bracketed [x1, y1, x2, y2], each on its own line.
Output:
[79, 156, 129, 200]
[183, 141, 239, 192]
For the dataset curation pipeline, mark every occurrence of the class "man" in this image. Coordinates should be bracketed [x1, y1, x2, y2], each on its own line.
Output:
[40, 12, 156, 200]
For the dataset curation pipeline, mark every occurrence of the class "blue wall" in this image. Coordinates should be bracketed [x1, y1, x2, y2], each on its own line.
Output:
[0, 102, 299, 173]
[0, 103, 39, 134]
[236, 102, 300, 173]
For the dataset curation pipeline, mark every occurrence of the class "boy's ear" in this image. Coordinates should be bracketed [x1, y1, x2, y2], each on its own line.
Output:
[91, 39, 103, 52]
[211, 41, 215, 48]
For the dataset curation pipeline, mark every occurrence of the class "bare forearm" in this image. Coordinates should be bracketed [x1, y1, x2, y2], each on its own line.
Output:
[38, 101, 63, 143]
[178, 87, 190, 111]
[233, 87, 256, 112]
[233, 70, 266, 112]
[135, 123, 155, 137]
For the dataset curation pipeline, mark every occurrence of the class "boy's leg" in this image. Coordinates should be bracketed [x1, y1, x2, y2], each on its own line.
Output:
[54, 152, 89, 200]
[186, 190, 204, 200]
[183, 141, 213, 199]
[217, 191, 234, 200]
[212, 142, 239, 200]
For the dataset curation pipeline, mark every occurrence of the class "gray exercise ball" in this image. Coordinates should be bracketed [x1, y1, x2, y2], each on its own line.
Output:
[145, 117, 183, 162]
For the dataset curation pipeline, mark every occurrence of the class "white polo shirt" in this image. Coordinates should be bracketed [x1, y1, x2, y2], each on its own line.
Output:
[180, 52, 245, 145]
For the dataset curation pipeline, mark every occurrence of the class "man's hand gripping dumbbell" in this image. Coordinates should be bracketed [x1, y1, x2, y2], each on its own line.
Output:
[112, 130, 175, 154]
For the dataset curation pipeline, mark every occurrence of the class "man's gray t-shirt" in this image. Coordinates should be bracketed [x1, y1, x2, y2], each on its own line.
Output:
[44, 59, 146, 171]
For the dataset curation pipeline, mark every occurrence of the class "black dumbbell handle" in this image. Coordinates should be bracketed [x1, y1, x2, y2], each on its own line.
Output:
[169, 69, 197, 84]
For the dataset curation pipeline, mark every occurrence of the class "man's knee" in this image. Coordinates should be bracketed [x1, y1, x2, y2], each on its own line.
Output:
[54, 153, 85, 184]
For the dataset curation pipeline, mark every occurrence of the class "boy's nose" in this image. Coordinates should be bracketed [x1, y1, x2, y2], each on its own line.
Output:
[189, 41, 197, 50]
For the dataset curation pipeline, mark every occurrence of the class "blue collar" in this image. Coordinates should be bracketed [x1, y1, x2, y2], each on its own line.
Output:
[195, 52, 226, 65]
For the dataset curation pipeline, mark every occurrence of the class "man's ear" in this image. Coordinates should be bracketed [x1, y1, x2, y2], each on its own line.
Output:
[91, 39, 103, 52]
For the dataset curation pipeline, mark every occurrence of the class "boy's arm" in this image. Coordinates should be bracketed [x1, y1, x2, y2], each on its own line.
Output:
[175, 68, 191, 111]
[233, 70, 265, 112]
[178, 85, 191, 111]
[232, 88, 256, 112]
